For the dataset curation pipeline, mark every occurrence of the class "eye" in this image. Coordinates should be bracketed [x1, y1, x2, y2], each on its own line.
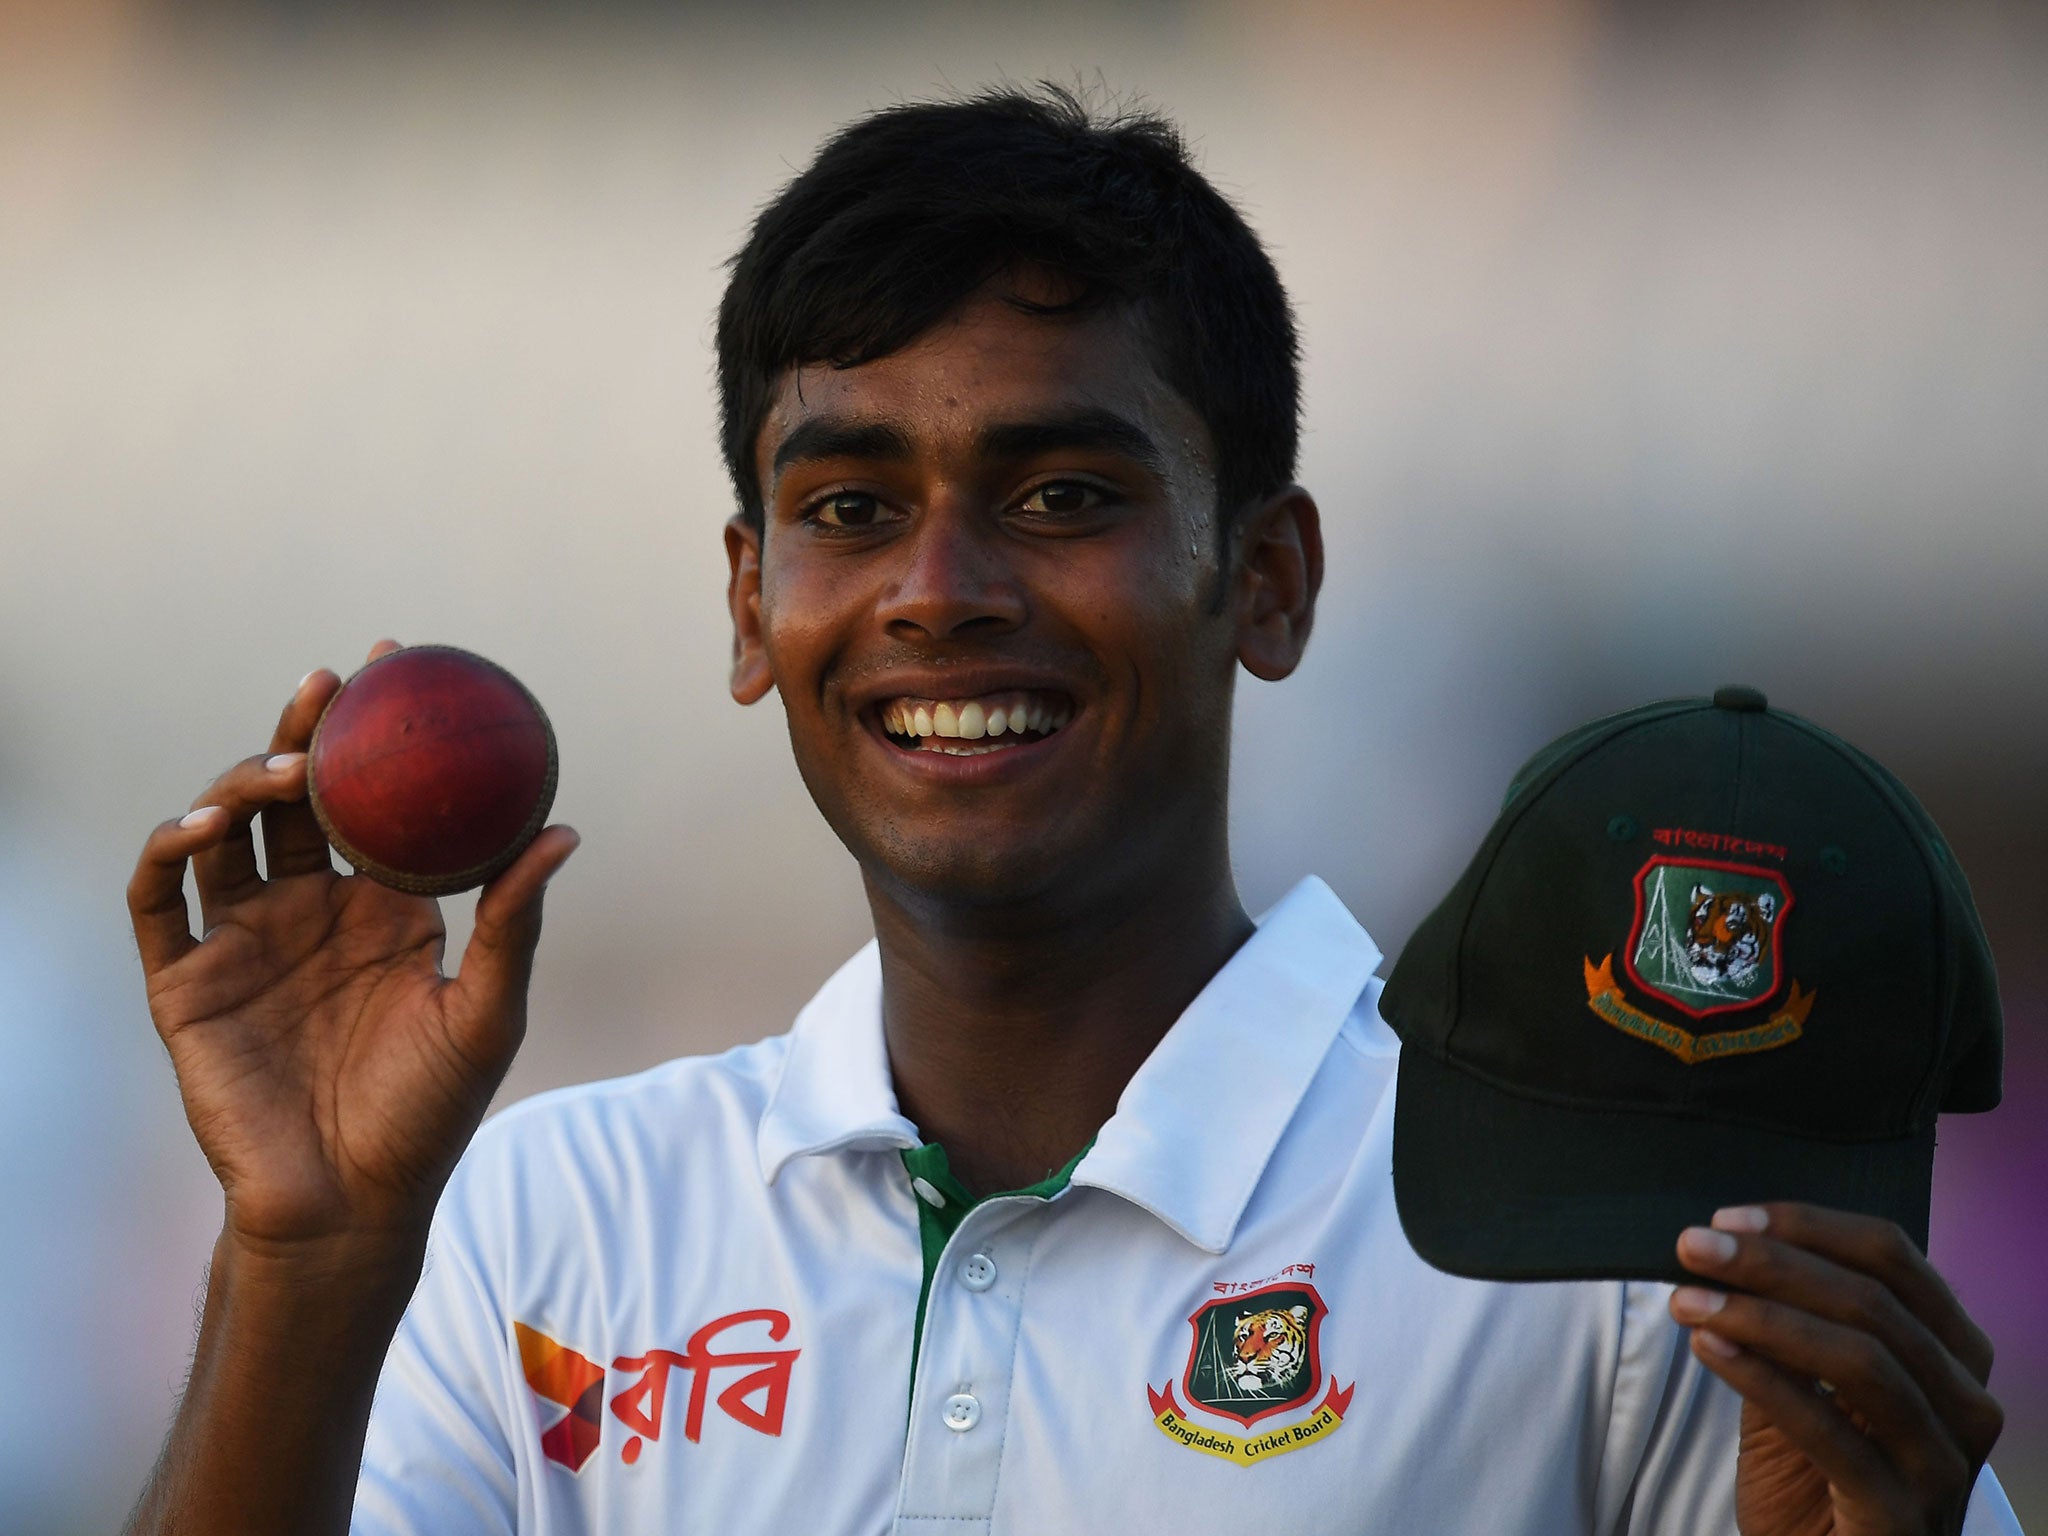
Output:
[810, 492, 886, 528]
[1019, 481, 1103, 516]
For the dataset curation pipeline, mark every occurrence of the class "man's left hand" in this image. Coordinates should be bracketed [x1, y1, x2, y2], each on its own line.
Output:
[1670, 1202, 2004, 1536]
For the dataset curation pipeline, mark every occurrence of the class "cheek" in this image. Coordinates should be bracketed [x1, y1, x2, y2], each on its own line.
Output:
[1070, 543, 1231, 664]
[757, 557, 860, 690]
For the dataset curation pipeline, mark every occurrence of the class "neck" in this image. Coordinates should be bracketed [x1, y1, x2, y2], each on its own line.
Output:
[867, 834, 1253, 1196]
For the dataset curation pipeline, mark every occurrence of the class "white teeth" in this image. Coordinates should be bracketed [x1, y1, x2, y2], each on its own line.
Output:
[881, 690, 1073, 747]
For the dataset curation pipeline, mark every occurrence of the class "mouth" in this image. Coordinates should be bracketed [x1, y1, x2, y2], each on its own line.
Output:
[871, 689, 1074, 757]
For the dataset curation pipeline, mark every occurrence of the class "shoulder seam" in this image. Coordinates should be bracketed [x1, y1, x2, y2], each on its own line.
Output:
[477, 1036, 791, 1139]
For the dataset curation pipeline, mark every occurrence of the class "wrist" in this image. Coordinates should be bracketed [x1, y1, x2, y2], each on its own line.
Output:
[211, 1219, 431, 1334]
[123, 1218, 428, 1536]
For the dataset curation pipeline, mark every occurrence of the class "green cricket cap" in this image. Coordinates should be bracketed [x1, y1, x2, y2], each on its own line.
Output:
[1381, 686, 2002, 1285]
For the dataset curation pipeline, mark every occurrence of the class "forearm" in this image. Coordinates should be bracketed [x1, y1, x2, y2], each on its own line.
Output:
[126, 1225, 428, 1536]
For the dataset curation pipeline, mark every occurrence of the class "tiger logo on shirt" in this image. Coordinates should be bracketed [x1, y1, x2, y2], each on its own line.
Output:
[1152, 1277, 1352, 1456]
[1230, 1305, 1311, 1395]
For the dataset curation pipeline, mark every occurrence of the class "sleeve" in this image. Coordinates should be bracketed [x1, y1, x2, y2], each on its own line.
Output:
[350, 1184, 522, 1535]
[1593, 1282, 2028, 1536]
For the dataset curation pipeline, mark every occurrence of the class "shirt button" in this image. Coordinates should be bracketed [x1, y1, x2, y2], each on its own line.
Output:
[959, 1253, 997, 1291]
[942, 1392, 982, 1432]
[911, 1177, 947, 1209]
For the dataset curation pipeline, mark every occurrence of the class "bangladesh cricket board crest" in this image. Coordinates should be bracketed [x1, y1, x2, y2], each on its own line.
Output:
[1627, 856, 1792, 1018]
[1147, 1280, 1355, 1467]
[1581, 850, 1815, 1068]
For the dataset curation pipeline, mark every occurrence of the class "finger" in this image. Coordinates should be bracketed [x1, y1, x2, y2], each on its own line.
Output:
[129, 806, 228, 974]
[1675, 1219, 2003, 1461]
[188, 752, 316, 922]
[1686, 1331, 1913, 1514]
[261, 669, 343, 880]
[267, 669, 340, 755]
[451, 826, 580, 1053]
[1672, 1284, 1969, 1493]
[366, 637, 401, 664]
[1717, 1203, 1996, 1386]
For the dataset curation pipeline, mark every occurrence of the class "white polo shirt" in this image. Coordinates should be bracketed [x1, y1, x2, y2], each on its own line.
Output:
[353, 877, 2022, 1535]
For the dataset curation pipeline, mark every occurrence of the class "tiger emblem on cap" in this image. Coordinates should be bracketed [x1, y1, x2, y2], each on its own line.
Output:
[1686, 884, 1777, 989]
[1229, 1305, 1311, 1395]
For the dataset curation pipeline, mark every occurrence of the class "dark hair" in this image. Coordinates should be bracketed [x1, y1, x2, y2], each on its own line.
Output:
[716, 86, 1299, 536]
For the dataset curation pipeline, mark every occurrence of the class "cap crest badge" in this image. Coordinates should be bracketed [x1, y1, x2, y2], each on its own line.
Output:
[1627, 855, 1793, 1018]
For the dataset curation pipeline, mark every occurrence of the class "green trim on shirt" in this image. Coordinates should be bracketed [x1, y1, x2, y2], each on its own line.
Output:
[900, 1139, 1092, 1389]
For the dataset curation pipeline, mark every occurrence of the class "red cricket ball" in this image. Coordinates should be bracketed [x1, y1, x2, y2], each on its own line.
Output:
[307, 645, 558, 896]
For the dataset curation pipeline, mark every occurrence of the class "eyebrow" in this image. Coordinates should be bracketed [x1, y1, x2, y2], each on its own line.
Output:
[771, 418, 914, 476]
[976, 409, 1167, 476]
[768, 407, 1168, 480]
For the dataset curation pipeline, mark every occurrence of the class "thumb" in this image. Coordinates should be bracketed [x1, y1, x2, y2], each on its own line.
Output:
[457, 826, 580, 1033]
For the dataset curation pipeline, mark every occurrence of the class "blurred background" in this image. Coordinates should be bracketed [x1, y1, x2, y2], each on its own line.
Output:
[2, 0, 2043, 1528]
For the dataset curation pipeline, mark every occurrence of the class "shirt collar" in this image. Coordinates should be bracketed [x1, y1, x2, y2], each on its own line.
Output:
[1070, 876, 1382, 1252]
[757, 876, 1383, 1248]
[756, 942, 919, 1184]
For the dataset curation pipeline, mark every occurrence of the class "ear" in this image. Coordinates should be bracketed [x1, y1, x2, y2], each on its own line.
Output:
[1232, 486, 1323, 682]
[725, 514, 775, 705]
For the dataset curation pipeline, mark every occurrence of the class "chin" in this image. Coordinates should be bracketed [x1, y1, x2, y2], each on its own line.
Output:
[859, 827, 1079, 911]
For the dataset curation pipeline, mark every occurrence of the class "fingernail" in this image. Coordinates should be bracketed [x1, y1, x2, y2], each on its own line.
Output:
[1694, 1329, 1742, 1360]
[1713, 1205, 1769, 1234]
[266, 752, 305, 772]
[1679, 1227, 1738, 1266]
[180, 806, 221, 828]
[1670, 1285, 1726, 1321]
[296, 670, 318, 695]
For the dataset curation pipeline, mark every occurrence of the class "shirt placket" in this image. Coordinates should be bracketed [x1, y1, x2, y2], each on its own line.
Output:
[894, 1195, 1047, 1534]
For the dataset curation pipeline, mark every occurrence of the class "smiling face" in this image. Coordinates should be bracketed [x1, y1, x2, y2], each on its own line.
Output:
[726, 279, 1316, 914]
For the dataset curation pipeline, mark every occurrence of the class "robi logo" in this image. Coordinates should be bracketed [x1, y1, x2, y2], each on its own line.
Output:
[515, 1311, 801, 1473]
[515, 1323, 606, 1470]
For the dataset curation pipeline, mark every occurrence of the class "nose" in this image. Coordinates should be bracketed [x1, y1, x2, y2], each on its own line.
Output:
[878, 499, 1026, 642]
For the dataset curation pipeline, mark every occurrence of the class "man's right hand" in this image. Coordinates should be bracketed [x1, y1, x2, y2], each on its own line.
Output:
[127, 639, 580, 1258]
[122, 642, 578, 1534]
